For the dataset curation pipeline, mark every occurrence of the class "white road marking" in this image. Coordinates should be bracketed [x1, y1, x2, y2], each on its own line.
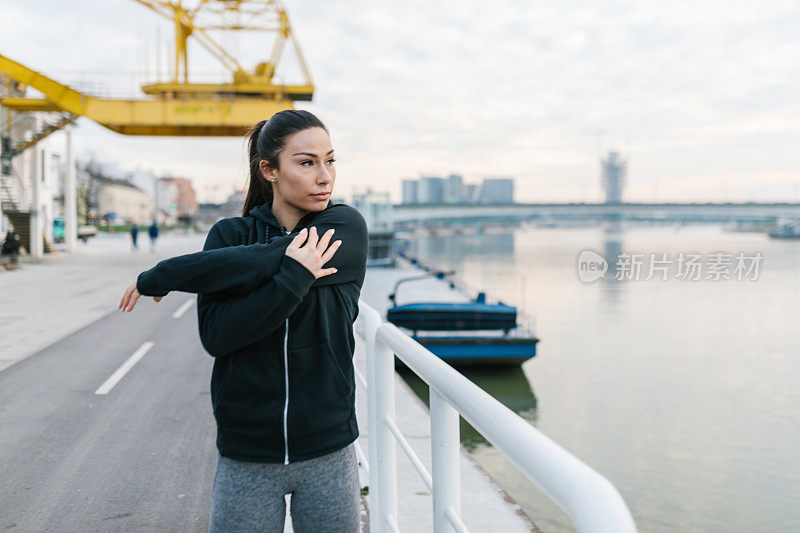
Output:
[94, 341, 154, 395]
[172, 298, 195, 319]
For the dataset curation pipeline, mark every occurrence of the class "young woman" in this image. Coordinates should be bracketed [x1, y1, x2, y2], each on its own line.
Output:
[118, 110, 369, 532]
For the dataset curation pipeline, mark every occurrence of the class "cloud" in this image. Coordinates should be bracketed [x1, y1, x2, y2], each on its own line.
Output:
[2, 0, 799, 202]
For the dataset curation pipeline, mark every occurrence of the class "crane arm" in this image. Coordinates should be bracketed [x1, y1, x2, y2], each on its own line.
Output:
[192, 27, 246, 74]
[289, 26, 313, 85]
[128, 1, 312, 85]
[131, 0, 245, 76]
[0, 54, 87, 116]
[188, 0, 213, 18]
[131, 0, 175, 22]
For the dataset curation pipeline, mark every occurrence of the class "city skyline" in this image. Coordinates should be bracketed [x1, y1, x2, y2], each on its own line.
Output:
[3, 1, 799, 204]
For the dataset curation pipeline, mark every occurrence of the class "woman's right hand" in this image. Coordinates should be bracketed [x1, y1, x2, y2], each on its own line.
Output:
[119, 281, 163, 312]
[285, 226, 342, 279]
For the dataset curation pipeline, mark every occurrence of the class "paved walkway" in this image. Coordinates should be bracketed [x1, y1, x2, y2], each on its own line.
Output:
[0, 233, 535, 533]
[0, 231, 206, 372]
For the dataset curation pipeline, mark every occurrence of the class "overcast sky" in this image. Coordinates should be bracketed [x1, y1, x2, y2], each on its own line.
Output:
[3, 0, 799, 203]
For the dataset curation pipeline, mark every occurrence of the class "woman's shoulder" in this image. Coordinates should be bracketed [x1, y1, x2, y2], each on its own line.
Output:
[212, 215, 253, 232]
[205, 215, 254, 249]
[326, 203, 363, 217]
[316, 203, 367, 228]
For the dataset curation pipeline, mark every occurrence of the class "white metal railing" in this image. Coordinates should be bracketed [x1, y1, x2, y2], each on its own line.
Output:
[354, 300, 636, 533]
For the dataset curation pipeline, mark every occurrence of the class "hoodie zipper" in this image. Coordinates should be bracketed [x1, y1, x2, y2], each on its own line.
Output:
[281, 226, 290, 465]
[283, 318, 290, 464]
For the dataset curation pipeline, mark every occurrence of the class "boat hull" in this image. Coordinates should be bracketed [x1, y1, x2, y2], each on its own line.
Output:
[388, 303, 517, 331]
[394, 335, 538, 367]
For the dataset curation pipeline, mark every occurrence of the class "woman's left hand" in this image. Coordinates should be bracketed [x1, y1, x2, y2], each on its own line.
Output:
[119, 281, 163, 312]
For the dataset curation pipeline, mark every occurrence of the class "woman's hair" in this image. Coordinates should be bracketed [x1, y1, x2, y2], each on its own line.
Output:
[242, 109, 329, 216]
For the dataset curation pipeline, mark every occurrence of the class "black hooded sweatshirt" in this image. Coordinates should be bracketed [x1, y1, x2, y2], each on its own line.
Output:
[136, 201, 369, 464]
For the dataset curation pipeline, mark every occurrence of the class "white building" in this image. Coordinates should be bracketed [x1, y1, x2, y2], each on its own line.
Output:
[402, 179, 418, 205]
[477, 178, 514, 204]
[351, 190, 395, 267]
[444, 174, 463, 204]
[418, 176, 444, 204]
[601, 151, 626, 204]
[156, 178, 179, 225]
[128, 168, 158, 199]
[463, 183, 479, 204]
[0, 95, 78, 256]
[96, 178, 154, 225]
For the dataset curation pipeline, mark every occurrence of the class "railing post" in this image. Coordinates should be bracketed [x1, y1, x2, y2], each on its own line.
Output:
[64, 124, 77, 254]
[430, 387, 461, 533]
[360, 305, 383, 532]
[375, 326, 398, 531]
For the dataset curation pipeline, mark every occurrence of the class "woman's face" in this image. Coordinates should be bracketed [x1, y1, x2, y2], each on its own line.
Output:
[260, 126, 336, 214]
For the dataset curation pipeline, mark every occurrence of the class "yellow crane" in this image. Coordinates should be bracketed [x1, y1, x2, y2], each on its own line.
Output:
[0, 0, 314, 137]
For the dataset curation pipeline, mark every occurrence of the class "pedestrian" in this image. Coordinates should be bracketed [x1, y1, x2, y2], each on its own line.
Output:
[1, 231, 21, 257]
[130, 223, 139, 251]
[117, 110, 368, 532]
[148, 221, 159, 253]
[1, 231, 21, 267]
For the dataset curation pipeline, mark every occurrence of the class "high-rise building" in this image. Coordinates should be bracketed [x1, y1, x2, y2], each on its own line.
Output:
[401, 174, 501, 205]
[444, 174, 463, 204]
[463, 183, 478, 204]
[418, 176, 444, 204]
[477, 178, 514, 204]
[401, 179, 418, 205]
[601, 151, 626, 204]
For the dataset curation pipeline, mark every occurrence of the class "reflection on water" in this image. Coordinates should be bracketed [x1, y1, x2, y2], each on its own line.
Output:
[399, 223, 800, 533]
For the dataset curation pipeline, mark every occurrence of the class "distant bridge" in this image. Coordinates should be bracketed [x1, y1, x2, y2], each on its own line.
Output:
[392, 202, 800, 224]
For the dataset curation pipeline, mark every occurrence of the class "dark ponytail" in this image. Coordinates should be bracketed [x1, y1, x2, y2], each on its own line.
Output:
[242, 110, 329, 216]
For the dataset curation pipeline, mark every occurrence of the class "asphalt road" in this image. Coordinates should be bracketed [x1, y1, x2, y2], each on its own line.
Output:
[0, 295, 218, 531]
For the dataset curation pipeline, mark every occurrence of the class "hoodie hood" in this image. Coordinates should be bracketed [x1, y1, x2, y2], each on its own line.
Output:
[249, 201, 334, 233]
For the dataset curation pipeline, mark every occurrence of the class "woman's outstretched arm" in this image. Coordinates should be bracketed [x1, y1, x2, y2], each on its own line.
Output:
[134, 226, 306, 298]
[133, 205, 367, 299]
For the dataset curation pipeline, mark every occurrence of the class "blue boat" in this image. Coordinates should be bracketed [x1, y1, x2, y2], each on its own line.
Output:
[768, 222, 800, 240]
[386, 273, 539, 367]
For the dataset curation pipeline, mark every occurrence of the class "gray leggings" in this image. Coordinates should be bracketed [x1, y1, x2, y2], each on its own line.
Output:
[208, 442, 361, 532]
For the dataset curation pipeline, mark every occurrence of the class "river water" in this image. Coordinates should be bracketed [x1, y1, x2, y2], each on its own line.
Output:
[400, 223, 799, 532]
